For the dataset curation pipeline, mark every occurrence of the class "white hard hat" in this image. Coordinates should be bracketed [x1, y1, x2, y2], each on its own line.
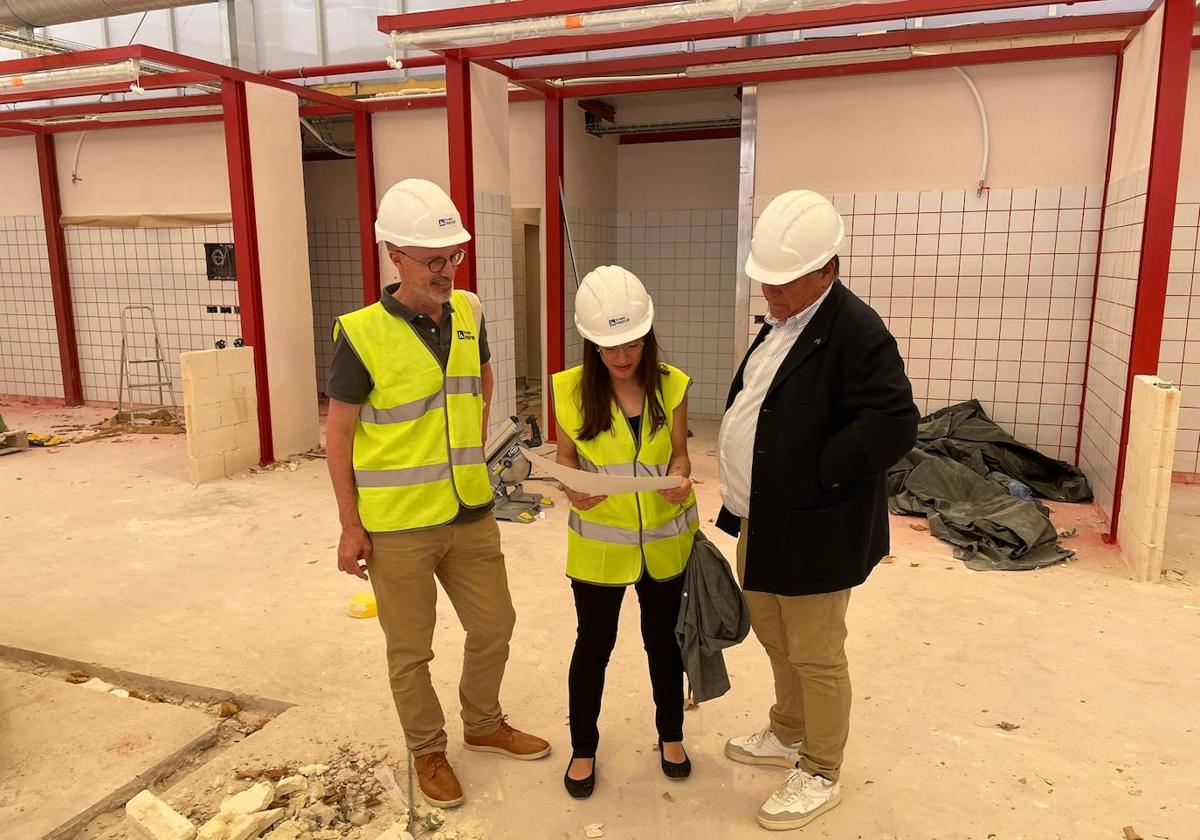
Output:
[574, 265, 654, 347]
[746, 190, 844, 285]
[375, 178, 472, 249]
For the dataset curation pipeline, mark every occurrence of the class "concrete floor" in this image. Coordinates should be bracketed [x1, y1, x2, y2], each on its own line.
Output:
[0, 669, 216, 838]
[2, 401, 1199, 840]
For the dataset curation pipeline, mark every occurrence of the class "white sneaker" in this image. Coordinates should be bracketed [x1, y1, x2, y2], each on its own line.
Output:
[756, 768, 842, 831]
[724, 726, 802, 768]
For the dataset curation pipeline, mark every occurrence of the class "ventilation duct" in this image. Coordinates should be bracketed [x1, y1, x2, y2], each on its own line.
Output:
[0, 0, 211, 28]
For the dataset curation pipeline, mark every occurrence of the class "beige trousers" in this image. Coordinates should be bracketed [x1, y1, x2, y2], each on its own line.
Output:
[737, 519, 852, 781]
[367, 515, 516, 757]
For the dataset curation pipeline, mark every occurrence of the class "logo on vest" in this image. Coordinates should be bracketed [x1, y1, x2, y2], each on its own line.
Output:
[607, 315, 630, 327]
[456, 329, 476, 341]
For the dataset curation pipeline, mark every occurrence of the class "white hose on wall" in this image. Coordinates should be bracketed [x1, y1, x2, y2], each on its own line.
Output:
[913, 50, 990, 196]
[952, 66, 990, 196]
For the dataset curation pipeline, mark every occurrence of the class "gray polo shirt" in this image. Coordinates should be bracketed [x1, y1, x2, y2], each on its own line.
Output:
[328, 282, 493, 524]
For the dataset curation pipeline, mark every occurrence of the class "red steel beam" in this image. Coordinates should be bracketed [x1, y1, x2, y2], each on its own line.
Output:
[476, 56, 556, 96]
[361, 86, 545, 112]
[1108, 0, 1194, 540]
[578, 98, 615, 122]
[136, 46, 363, 112]
[0, 44, 143, 74]
[0, 71, 213, 107]
[2, 93, 220, 122]
[457, 0, 1117, 60]
[34, 133, 83, 406]
[618, 126, 740, 144]
[265, 56, 443, 79]
[364, 95, 450, 111]
[355, 110, 381, 305]
[0, 44, 358, 112]
[379, 0, 672, 33]
[445, 54, 476, 293]
[1076, 52, 1122, 469]
[513, 11, 1150, 79]
[556, 40, 1122, 97]
[37, 114, 223, 133]
[544, 95, 565, 442]
[221, 80, 275, 465]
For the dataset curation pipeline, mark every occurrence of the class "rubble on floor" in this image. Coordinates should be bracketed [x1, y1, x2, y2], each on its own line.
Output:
[130, 745, 483, 840]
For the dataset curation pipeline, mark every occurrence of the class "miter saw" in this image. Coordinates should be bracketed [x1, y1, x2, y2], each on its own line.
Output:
[485, 415, 555, 524]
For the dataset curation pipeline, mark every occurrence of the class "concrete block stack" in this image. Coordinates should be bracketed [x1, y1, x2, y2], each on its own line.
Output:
[181, 348, 261, 483]
[1117, 375, 1181, 581]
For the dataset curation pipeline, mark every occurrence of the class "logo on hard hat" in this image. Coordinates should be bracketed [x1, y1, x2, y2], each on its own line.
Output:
[437, 217, 456, 228]
[607, 315, 629, 327]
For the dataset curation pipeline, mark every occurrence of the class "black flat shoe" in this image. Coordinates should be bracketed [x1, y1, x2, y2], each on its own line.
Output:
[659, 740, 691, 780]
[564, 756, 596, 799]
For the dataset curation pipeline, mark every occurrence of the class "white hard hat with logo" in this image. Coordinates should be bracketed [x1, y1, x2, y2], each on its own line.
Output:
[375, 178, 472, 249]
[574, 265, 654, 347]
[746, 190, 844, 285]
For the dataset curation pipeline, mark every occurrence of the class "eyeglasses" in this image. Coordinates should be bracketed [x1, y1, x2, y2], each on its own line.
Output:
[597, 339, 645, 357]
[397, 249, 467, 273]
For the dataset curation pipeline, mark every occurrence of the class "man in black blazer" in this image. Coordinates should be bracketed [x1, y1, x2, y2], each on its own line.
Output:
[716, 190, 918, 832]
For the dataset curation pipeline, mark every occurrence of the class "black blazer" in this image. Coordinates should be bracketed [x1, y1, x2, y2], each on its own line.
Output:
[716, 282, 919, 596]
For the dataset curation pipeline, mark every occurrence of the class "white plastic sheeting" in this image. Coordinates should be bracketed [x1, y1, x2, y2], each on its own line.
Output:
[388, 0, 896, 51]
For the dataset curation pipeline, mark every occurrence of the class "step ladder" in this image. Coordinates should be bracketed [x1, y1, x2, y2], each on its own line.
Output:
[117, 305, 173, 424]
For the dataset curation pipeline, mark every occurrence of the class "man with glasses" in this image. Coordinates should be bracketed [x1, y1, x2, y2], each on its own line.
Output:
[325, 179, 551, 810]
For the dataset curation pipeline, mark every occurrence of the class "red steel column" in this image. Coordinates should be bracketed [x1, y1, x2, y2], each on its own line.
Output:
[1108, 0, 1194, 539]
[445, 52, 477, 293]
[1075, 53, 1123, 467]
[544, 95, 565, 442]
[221, 80, 274, 465]
[34, 132, 83, 405]
[354, 110, 380, 304]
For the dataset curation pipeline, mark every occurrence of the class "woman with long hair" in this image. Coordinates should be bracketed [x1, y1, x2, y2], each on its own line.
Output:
[550, 265, 698, 799]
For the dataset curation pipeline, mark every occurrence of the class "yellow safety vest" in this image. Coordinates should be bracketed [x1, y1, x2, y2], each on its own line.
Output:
[334, 290, 492, 533]
[551, 363, 698, 585]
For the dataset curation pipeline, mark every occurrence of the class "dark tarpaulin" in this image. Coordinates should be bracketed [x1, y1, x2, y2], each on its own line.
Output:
[888, 401, 1094, 571]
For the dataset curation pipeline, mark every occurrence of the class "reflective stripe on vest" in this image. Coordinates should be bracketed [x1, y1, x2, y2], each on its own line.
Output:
[576, 454, 670, 477]
[551, 362, 698, 584]
[336, 291, 492, 532]
[568, 504, 699, 544]
[359, 376, 482, 425]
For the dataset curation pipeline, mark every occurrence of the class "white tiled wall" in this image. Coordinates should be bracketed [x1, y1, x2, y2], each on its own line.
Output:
[1159, 179, 1200, 475]
[308, 218, 361, 396]
[66, 225, 241, 407]
[0, 216, 63, 399]
[563, 207, 619, 368]
[475, 191, 516, 438]
[511, 219, 527, 384]
[1081, 169, 1148, 517]
[747, 186, 1101, 462]
[617, 208, 738, 417]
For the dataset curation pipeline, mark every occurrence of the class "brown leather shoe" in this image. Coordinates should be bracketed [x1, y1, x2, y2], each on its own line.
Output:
[464, 719, 552, 761]
[413, 751, 464, 808]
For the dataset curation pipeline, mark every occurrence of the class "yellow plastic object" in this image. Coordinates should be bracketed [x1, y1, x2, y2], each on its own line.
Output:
[27, 433, 64, 447]
[347, 592, 377, 619]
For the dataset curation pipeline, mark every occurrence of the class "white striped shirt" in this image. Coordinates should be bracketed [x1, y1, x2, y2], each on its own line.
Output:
[718, 284, 834, 518]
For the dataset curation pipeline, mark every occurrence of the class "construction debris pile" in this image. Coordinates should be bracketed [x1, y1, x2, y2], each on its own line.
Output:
[124, 746, 482, 840]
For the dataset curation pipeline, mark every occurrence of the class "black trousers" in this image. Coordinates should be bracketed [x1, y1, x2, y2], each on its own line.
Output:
[568, 574, 685, 758]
